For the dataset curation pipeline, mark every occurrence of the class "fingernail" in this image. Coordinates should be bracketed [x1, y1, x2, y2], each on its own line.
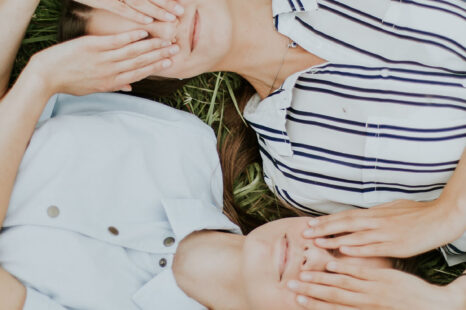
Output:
[303, 229, 314, 237]
[308, 218, 319, 226]
[144, 17, 154, 24]
[162, 59, 172, 68]
[297, 295, 308, 305]
[121, 86, 132, 92]
[287, 280, 299, 290]
[174, 5, 184, 15]
[165, 12, 176, 21]
[161, 41, 172, 47]
[300, 273, 312, 281]
[327, 262, 337, 271]
[315, 238, 326, 245]
[340, 246, 350, 253]
[169, 45, 180, 54]
[140, 31, 149, 38]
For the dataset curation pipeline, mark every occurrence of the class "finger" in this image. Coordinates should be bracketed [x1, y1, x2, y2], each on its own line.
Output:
[304, 217, 380, 239]
[125, 0, 177, 22]
[114, 58, 172, 86]
[299, 271, 369, 292]
[107, 0, 155, 24]
[314, 231, 388, 249]
[114, 45, 178, 73]
[288, 280, 365, 307]
[90, 30, 149, 51]
[295, 295, 357, 310]
[339, 243, 399, 258]
[149, 0, 185, 16]
[104, 38, 173, 61]
[326, 261, 381, 281]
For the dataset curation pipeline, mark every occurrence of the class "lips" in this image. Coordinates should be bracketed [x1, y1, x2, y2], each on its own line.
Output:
[279, 234, 288, 281]
[190, 10, 199, 52]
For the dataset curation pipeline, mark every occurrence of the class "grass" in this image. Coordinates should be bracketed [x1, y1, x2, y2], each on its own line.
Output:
[11, 0, 465, 285]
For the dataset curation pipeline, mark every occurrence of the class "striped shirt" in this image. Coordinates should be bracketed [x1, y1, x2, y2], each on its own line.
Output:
[243, 0, 466, 265]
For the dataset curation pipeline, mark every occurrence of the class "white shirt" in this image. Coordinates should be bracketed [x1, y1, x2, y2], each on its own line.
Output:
[0, 93, 241, 309]
[244, 0, 466, 265]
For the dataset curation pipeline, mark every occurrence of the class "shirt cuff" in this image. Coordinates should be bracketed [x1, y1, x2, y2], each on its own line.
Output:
[440, 232, 466, 266]
[23, 287, 66, 310]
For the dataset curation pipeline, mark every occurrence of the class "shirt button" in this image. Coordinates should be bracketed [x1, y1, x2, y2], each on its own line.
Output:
[163, 237, 175, 247]
[108, 226, 119, 236]
[47, 206, 60, 218]
[159, 258, 167, 268]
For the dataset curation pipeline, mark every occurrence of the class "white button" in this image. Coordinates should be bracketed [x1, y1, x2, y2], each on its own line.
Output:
[381, 69, 390, 78]
[47, 206, 60, 218]
[163, 237, 175, 247]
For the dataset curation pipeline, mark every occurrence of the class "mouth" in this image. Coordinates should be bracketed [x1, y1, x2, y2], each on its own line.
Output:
[278, 234, 289, 282]
[190, 9, 200, 52]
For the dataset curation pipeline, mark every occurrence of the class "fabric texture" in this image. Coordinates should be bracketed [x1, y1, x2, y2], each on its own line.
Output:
[244, 0, 466, 265]
[0, 93, 241, 309]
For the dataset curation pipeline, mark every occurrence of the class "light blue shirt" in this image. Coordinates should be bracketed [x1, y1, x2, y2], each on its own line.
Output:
[0, 93, 241, 309]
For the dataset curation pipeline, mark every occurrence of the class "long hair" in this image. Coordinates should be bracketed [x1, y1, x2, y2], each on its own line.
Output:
[58, 0, 269, 232]
[58, 1, 444, 280]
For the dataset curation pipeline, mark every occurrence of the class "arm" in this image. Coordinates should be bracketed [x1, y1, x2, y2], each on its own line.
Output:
[302, 148, 466, 258]
[0, 29, 177, 309]
[0, 0, 40, 96]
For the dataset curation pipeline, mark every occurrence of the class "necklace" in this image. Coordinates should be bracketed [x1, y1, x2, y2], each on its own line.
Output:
[267, 38, 297, 96]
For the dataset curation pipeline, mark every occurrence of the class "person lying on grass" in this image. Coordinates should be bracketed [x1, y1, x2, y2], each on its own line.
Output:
[3, 3, 463, 310]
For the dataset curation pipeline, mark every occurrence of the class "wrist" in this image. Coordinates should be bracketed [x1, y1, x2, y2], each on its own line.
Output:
[435, 194, 466, 235]
[22, 56, 58, 98]
[445, 276, 466, 310]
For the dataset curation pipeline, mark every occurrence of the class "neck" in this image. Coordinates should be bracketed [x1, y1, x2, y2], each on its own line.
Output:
[173, 231, 248, 310]
[217, 0, 325, 99]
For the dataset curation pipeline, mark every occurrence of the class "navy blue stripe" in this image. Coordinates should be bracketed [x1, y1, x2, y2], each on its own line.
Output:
[424, 0, 466, 14]
[319, 3, 466, 61]
[262, 146, 446, 193]
[295, 16, 466, 74]
[401, 0, 466, 21]
[288, 108, 466, 133]
[257, 132, 291, 143]
[282, 189, 328, 215]
[294, 84, 466, 112]
[447, 244, 466, 254]
[325, 0, 465, 51]
[275, 186, 327, 215]
[267, 89, 285, 98]
[287, 114, 466, 141]
[248, 120, 288, 135]
[295, 0, 305, 11]
[316, 63, 466, 79]
[292, 149, 455, 173]
[291, 142, 459, 167]
[305, 70, 464, 87]
[260, 145, 450, 187]
[297, 77, 466, 104]
[287, 0, 296, 11]
[274, 15, 279, 30]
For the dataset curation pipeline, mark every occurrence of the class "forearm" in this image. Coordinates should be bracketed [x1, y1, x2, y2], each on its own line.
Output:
[0, 63, 53, 228]
[0, 267, 26, 310]
[0, 0, 40, 96]
[438, 149, 466, 231]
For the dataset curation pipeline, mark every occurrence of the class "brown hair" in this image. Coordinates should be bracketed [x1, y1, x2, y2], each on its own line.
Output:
[58, 1, 435, 280]
[58, 0, 269, 232]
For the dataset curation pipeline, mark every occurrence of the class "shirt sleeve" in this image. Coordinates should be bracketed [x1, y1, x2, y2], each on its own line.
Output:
[440, 232, 466, 266]
[23, 287, 67, 310]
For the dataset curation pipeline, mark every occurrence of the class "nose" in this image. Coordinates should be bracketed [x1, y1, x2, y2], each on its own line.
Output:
[300, 245, 334, 271]
[147, 21, 178, 41]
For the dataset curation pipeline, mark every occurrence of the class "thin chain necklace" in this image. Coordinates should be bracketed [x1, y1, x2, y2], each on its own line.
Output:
[267, 38, 297, 96]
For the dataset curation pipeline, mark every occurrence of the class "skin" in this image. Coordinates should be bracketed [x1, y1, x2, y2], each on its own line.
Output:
[173, 217, 392, 310]
[85, 0, 326, 98]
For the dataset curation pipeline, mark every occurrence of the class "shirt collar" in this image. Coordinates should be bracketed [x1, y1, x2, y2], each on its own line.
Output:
[133, 199, 242, 309]
[133, 269, 207, 310]
[272, 0, 318, 16]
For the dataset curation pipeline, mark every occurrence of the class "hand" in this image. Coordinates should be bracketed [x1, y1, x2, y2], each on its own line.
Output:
[287, 262, 463, 310]
[75, 0, 184, 24]
[302, 199, 465, 258]
[28, 30, 179, 96]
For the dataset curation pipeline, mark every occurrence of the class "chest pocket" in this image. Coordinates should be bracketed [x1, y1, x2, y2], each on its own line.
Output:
[362, 116, 465, 204]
